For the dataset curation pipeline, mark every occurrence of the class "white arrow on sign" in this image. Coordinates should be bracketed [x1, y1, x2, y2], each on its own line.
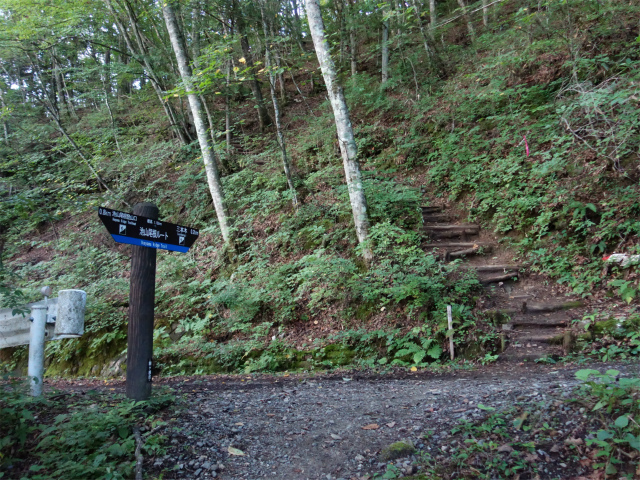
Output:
[0, 299, 58, 349]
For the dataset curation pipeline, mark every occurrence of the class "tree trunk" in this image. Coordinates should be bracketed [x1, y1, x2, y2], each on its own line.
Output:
[106, 0, 189, 145]
[429, 0, 437, 29]
[482, 0, 489, 27]
[225, 59, 233, 158]
[381, 7, 390, 84]
[0, 90, 9, 142]
[411, 0, 447, 78]
[349, 0, 357, 75]
[260, 0, 298, 209]
[305, 0, 372, 263]
[456, 0, 476, 39]
[163, 3, 233, 246]
[233, 0, 271, 132]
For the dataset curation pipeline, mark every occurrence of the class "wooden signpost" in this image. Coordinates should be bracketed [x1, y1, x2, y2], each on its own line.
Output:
[99, 203, 199, 400]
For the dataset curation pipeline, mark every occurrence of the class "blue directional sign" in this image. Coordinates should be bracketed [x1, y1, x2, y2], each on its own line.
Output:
[98, 207, 199, 253]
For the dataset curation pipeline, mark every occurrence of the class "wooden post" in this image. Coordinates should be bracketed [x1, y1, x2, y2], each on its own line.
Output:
[447, 305, 454, 361]
[126, 202, 158, 401]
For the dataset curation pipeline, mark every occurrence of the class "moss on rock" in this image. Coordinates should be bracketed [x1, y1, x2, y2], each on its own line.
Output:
[379, 441, 415, 462]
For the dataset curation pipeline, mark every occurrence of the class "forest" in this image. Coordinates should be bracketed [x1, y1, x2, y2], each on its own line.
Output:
[2, 0, 640, 478]
[0, 0, 639, 374]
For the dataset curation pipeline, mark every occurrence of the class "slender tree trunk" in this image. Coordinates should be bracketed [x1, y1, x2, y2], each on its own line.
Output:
[163, 3, 233, 245]
[260, 0, 298, 209]
[268, 21, 287, 104]
[336, 0, 346, 67]
[225, 59, 233, 158]
[381, 6, 390, 84]
[106, 0, 189, 145]
[305, 0, 372, 263]
[233, 0, 271, 131]
[456, 0, 476, 39]
[482, 0, 489, 26]
[349, 0, 357, 75]
[0, 90, 9, 142]
[411, 0, 447, 78]
[429, 0, 437, 29]
[104, 48, 112, 96]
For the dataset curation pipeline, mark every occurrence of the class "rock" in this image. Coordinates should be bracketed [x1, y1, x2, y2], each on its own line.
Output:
[379, 441, 415, 462]
[355, 454, 365, 462]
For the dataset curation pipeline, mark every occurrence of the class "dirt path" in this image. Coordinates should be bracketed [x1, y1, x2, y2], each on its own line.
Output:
[79, 361, 634, 480]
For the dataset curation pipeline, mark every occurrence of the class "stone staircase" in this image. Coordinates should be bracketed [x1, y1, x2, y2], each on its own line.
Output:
[421, 205, 586, 363]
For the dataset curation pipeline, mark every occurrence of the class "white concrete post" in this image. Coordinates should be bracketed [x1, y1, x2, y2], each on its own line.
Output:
[55, 289, 86, 338]
[28, 305, 47, 396]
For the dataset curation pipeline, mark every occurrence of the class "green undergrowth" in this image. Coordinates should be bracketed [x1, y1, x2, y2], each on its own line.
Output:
[0, 376, 174, 479]
[394, 369, 640, 479]
[2, 0, 640, 376]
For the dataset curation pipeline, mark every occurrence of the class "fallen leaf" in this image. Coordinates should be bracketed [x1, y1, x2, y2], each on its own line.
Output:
[362, 424, 380, 430]
[524, 453, 539, 462]
[410, 367, 417, 372]
[497, 444, 513, 453]
[550, 444, 562, 453]
[386, 422, 396, 428]
[228, 446, 245, 456]
[266, 414, 275, 417]
[564, 437, 584, 446]
[514, 411, 529, 430]
[234, 422, 244, 426]
[330, 434, 342, 440]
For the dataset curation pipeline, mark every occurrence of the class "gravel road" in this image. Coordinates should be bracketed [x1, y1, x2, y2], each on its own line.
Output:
[143, 362, 639, 479]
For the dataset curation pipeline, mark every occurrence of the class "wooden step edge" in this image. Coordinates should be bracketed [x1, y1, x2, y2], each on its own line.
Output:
[480, 272, 519, 284]
[515, 334, 566, 344]
[448, 247, 485, 258]
[498, 351, 561, 363]
[507, 320, 569, 328]
[421, 206, 444, 212]
[472, 264, 523, 272]
[423, 242, 493, 248]
[524, 300, 585, 313]
[423, 224, 479, 231]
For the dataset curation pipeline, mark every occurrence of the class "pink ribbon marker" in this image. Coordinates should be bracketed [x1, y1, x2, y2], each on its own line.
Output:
[524, 135, 529, 157]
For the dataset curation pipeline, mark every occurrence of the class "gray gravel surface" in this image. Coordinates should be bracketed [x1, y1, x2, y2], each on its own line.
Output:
[150, 362, 640, 479]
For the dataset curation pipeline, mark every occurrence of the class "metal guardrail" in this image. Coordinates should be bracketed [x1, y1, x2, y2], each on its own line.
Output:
[0, 299, 58, 349]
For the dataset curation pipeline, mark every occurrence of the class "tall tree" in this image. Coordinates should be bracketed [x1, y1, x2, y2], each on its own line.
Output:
[105, 0, 191, 145]
[162, 1, 233, 246]
[305, 0, 373, 263]
[381, 4, 390, 84]
[429, 0, 437, 29]
[232, 0, 272, 132]
[260, 0, 298, 209]
[456, 0, 476, 39]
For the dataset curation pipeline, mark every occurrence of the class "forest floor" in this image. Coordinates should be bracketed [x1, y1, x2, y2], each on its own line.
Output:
[46, 360, 640, 480]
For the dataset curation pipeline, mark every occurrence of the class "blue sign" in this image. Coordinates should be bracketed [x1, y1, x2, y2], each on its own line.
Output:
[99, 207, 199, 253]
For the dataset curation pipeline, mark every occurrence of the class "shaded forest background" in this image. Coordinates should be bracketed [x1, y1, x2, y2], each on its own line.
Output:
[0, 0, 639, 375]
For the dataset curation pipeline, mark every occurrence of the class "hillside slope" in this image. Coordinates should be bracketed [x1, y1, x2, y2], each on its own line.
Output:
[1, 0, 639, 376]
